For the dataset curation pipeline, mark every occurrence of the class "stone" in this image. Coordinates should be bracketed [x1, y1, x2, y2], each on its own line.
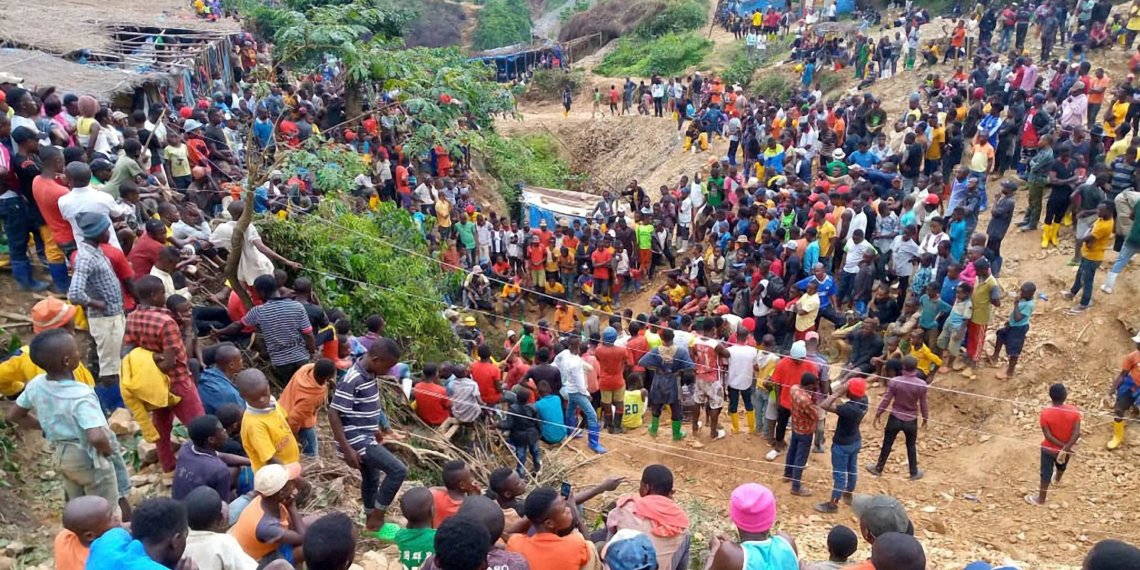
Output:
[137, 440, 158, 466]
[361, 551, 388, 570]
[3, 542, 29, 556]
[109, 408, 135, 435]
[0, 556, 14, 570]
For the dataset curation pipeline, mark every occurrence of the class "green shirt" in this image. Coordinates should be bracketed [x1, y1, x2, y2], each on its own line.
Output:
[826, 160, 849, 176]
[395, 527, 436, 570]
[455, 221, 476, 249]
[635, 224, 654, 250]
[519, 334, 537, 360]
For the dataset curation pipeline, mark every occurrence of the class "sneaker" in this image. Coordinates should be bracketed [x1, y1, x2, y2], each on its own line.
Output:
[1066, 304, 1090, 314]
[814, 501, 839, 514]
[790, 488, 814, 497]
[714, 428, 727, 440]
[864, 464, 883, 476]
[765, 449, 780, 461]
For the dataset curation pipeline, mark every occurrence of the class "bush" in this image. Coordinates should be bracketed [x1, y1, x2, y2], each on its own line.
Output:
[472, 0, 534, 51]
[750, 73, 794, 103]
[595, 32, 712, 77]
[559, 0, 591, 23]
[635, 0, 706, 38]
[524, 68, 585, 101]
[814, 70, 844, 96]
[484, 133, 575, 213]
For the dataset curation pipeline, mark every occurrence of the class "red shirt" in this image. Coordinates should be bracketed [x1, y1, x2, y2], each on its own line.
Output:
[32, 175, 74, 244]
[591, 249, 613, 279]
[772, 357, 819, 410]
[609, 89, 619, 104]
[414, 381, 451, 426]
[625, 335, 650, 373]
[1040, 404, 1081, 453]
[470, 360, 503, 404]
[594, 344, 632, 391]
[395, 164, 410, 194]
[128, 233, 165, 276]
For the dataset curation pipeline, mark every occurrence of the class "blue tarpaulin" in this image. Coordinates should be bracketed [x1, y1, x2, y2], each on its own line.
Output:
[734, 0, 853, 16]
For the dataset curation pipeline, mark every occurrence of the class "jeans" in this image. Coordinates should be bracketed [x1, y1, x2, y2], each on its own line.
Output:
[361, 442, 408, 510]
[1070, 258, 1100, 307]
[999, 27, 1012, 52]
[837, 271, 857, 304]
[783, 432, 814, 491]
[727, 386, 754, 413]
[0, 196, 32, 263]
[752, 389, 770, 436]
[1112, 242, 1138, 273]
[512, 440, 541, 476]
[774, 406, 792, 443]
[876, 415, 919, 476]
[298, 426, 318, 457]
[830, 440, 861, 501]
[564, 392, 600, 433]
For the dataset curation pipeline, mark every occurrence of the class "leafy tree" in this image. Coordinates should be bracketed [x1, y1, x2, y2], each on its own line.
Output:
[471, 0, 533, 51]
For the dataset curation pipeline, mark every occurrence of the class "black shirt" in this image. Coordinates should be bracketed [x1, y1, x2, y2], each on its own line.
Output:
[523, 364, 563, 397]
[833, 396, 869, 445]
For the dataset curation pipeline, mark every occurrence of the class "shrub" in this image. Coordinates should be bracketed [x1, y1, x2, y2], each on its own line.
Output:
[636, 0, 706, 38]
[814, 70, 844, 95]
[750, 73, 794, 103]
[559, 0, 591, 23]
[472, 0, 533, 51]
[525, 68, 586, 101]
[595, 32, 712, 77]
[484, 133, 574, 213]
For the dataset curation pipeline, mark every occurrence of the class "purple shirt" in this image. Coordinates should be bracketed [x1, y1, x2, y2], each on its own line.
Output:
[876, 372, 929, 422]
[421, 547, 530, 570]
[171, 444, 233, 502]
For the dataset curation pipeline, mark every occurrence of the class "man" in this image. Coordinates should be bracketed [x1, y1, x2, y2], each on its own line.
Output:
[197, 343, 246, 415]
[87, 498, 190, 570]
[1107, 332, 1140, 450]
[329, 338, 409, 538]
[101, 139, 147, 200]
[211, 274, 315, 383]
[128, 219, 169, 277]
[67, 212, 126, 393]
[690, 319, 731, 439]
[843, 494, 912, 569]
[31, 146, 74, 291]
[4, 127, 49, 291]
[868, 533, 926, 570]
[964, 258, 1000, 377]
[1027, 383, 1081, 506]
[1064, 203, 1113, 314]
[172, 414, 249, 503]
[784, 372, 820, 497]
[866, 356, 928, 480]
[209, 200, 300, 288]
[815, 378, 868, 514]
[1020, 134, 1054, 232]
[555, 336, 606, 454]
[58, 162, 126, 250]
[605, 465, 691, 570]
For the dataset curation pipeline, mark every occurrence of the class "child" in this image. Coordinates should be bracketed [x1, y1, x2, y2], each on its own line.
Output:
[235, 368, 301, 471]
[395, 487, 436, 570]
[805, 525, 859, 570]
[172, 414, 250, 503]
[8, 330, 120, 508]
[534, 381, 568, 444]
[909, 253, 935, 299]
[906, 328, 943, 383]
[506, 488, 591, 570]
[55, 496, 117, 570]
[755, 335, 780, 440]
[500, 385, 542, 476]
[948, 207, 968, 262]
[991, 282, 1036, 380]
[430, 460, 480, 528]
[216, 403, 249, 457]
[852, 258, 876, 316]
[280, 358, 336, 457]
[413, 363, 453, 428]
[938, 283, 974, 376]
[918, 282, 951, 351]
[182, 486, 260, 570]
[621, 373, 648, 430]
[446, 366, 484, 447]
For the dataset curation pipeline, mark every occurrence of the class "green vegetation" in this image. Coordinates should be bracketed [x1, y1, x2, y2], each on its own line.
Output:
[261, 201, 462, 363]
[525, 68, 585, 101]
[596, 32, 712, 77]
[484, 133, 579, 212]
[472, 0, 534, 51]
[559, 0, 591, 23]
[634, 0, 706, 38]
[814, 69, 844, 95]
[749, 73, 794, 103]
[717, 36, 791, 88]
[280, 144, 370, 194]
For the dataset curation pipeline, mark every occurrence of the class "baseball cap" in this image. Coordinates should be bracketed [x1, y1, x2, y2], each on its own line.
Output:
[254, 463, 301, 496]
[789, 340, 806, 359]
[923, 193, 940, 205]
[804, 331, 819, 342]
[31, 298, 78, 333]
[602, 530, 658, 570]
[729, 483, 777, 533]
[603, 326, 618, 345]
[847, 377, 867, 398]
[851, 494, 911, 537]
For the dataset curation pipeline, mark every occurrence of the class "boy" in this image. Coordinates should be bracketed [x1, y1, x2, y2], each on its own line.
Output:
[216, 403, 249, 457]
[172, 414, 250, 502]
[236, 369, 301, 471]
[500, 385, 542, 476]
[304, 513, 358, 570]
[534, 381, 568, 444]
[1028, 383, 1081, 506]
[805, 525, 858, 570]
[917, 282, 950, 350]
[280, 358, 336, 457]
[506, 487, 592, 570]
[446, 365, 485, 446]
[182, 486, 265, 570]
[755, 335, 780, 440]
[413, 363, 452, 428]
[396, 487, 436, 570]
[621, 374, 648, 431]
[430, 460, 480, 528]
[54, 496, 117, 570]
[938, 283, 973, 374]
[8, 329, 120, 507]
[906, 328, 942, 382]
[991, 282, 1036, 380]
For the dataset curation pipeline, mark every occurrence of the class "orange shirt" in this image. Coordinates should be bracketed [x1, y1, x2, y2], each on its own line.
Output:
[231, 496, 290, 560]
[1089, 75, 1111, 105]
[951, 27, 965, 47]
[594, 344, 632, 391]
[553, 307, 578, 333]
[33, 176, 74, 244]
[470, 360, 503, 405]
[1040, 404, 1081, 453]
[54, 531, 89, 570]
[833, 117, 846, 148]
[279, 363, 328, 431]
[431, 487, 464, 528]
[507, 532, 590, 570]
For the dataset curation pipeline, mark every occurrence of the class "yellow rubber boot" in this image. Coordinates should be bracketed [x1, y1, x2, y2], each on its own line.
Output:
[745, 410, 756, 433]
[1108, 420, 1126, 450]
[1050, 223, 1061, 247]
[1041, 224, 1052, 249]
[730, 413, 740, 434]
[1062, 211, 1073, 227]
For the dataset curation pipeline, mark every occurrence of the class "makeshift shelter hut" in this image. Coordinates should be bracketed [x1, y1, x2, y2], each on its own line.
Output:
[0, 48, 169, 108]
[520, 184, 632, 228]
[471, 41, 564, 82]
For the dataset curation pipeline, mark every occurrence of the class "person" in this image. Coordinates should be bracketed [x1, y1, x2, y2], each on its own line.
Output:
[990, 282, 1036, 379]
[231, 463, 308, 565]
[424, 495, 530, 570]
[7, 329, 120, 508]
[54, 496, 117, 570]
[605, 465, 691, 570]
[303, 512, 358, 570]
[1064, 203, 1113, 314]
[67, 211, 126, 391]
[535, 380, 568, 444]
[86, 498, 190, 570]
[802, 525, 858, 570]
[212, 273, 315, 383]
[436, 517, 493, 570]
[725, 327, 759, 435]
[639, 328, 694, 441]
[866, 356, 928, 480]
[690, 318, 731, 439]
[595, 327, 633, 433]
[815, 378, 868, 514]
[1082, 540, 1140, 569]
[0, 298, 95, 398]
[784, 372, 820, 497]
[182, 486, 269, 570]
[1027, 383, 1081, 506]
[431, 460, 481, 528]
[280, 358, 336, 457]
[197, 342, 246, 415]
[705, 483, 797, 570]
[500, 384, 542, 476]
[329, 338, 409, 538]
[602, 530, 658, 570]
[506, 487, 593, 570]
[396, 487, 437, 570]
[965, 258, 1000, 376]
[236, 368, 301, 471]
[1107, 332, 1140, 450]
[172, 414, 249, 502]
[846, 494, 912, 569]
[555, 336, 606, 453]
[868, 533, 925, 570]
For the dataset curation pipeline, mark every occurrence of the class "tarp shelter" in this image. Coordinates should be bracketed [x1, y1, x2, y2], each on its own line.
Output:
[735, 0, 853, 16]
[471, 41, 563, 82]
[520, 184, 603, 229]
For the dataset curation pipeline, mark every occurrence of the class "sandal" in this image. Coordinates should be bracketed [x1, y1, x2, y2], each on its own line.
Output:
[1024, 494, 1043, 506]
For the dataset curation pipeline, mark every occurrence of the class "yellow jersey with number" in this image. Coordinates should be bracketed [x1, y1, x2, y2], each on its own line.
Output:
[622, 390, 646, 429]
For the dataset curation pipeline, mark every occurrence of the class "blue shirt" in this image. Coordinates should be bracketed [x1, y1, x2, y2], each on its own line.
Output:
[849, 150, 880, 169]
[252, 119, 274, 147]
[803, 241, 820, 270]
[949, 219, 967, 261]
[918, 293, 951, 329]
[15, 376, 106, 443]
[1008, 298, 1035, 327]
[939, 276, 960, 305]
[87, 528, 168, 570]
[253, 185, 269, 214]
[535, 395, 567, 443]
[796, 274, 836, 309]
[197, 367, 245, 416]
[741, 536, 798, 570]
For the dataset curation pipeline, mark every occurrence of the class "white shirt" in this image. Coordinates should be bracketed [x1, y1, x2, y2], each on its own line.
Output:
[553, 349, 593, 395]
[726, 344, 760, 390]
[842, 240, 875, 274]
[689, 181, 706, 211]
[890, 236, 921, 277]
[920, 231, 947, 255]
[679, 197, 693, 225]
[172, 219, 211, 242]
[150, 266, 190, 298]
[210, 221, 275, 286]
[414, 182, 434, 205]
[849, 210, 868, 238]
[184, 530, 258, 570]
[57, 186, 124, 250]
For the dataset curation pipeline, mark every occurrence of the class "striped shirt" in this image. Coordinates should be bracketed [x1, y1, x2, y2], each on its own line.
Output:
[241, 298, 312, 367]
[68, 241, 124, 317]
[330, 362, 391, 455]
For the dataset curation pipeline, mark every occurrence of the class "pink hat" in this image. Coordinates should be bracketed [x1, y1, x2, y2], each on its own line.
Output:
[730, 483, 776, 533]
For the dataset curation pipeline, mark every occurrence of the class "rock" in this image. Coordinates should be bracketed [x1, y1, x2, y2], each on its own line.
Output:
[109, 408, 135, 435]
[978, 434, 992, 443]
[921, 506, 937, 513]
[137, 440, 158, 466]
[361, 551, 388, 570]
[39, 470, 56, 480]
[3, 542, 29, 556]
[0, 556, 14, 570]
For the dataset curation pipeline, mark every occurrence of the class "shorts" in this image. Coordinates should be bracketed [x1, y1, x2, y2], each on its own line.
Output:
[693, 379, 725, 409]
[1114, 390, 1140, 416]
[601, 389, 626, 405]
[996, 324, 1029, 357]
[88, 314, 126, 377]
[1040, 447, 1068, 485]
[937, 322, 966, 357]
[53, 441, 119, 506]
[529, 269, 546, 288]
[681, 384, 696, 408]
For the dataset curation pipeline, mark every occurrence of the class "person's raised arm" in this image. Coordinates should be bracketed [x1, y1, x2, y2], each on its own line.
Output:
[572, 476, 625, 505]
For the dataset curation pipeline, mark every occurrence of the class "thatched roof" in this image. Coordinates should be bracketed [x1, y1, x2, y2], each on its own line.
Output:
[0, 48, 168, 99]
[0, 0, 240, 55]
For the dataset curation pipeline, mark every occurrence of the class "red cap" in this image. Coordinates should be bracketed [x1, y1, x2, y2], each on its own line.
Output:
[716, 304, 730, 315]
[742, 317, 756, 332]
[847, 377, 868, 398]
[813, 201, 827, 211]
[973, 87, 985, 100]
[836, 185, 850, 194]
[179, 106, 193, 119]
[924, 193, 940, 205]
[772, 299, 787, 311]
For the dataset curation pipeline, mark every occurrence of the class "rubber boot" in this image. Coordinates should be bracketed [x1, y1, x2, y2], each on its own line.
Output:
[745, 410, 756, 433]
[587, 426, 607, 454]
[47, 262, 70, 293]
[11, 260, 48, 292]
[1102, 271, 1119, 294]
[671, 420, 685, 441]
[1041, 224, 1052, 249]
[603, 409, 614, 434]
[730, 412, 741, 434]
[1063, 211, 1073, 227]
[1108, 420, 1126, 450]
[1050, 223, 1061, 247]
[613, 413, 624, 434]
[649, 416, 660, 437]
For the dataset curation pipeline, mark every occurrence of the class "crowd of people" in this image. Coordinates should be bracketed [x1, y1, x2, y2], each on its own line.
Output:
[3, 0, 1140, 569]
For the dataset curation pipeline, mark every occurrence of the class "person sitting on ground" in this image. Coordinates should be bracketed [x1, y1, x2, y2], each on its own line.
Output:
[601, 530, 658, 570]
[507, 487, 597, 570]
[423, 496, 530, 570]
[804, 525, 858, 570]
[86, 497, 190, 570]
[869, 533, 925, 570]
[606, 465, 690, 570]
[279, 358, 336, 457]
[488, 467, 528, 529]
[705, 483, 798, 570]
[303, 512, 357, 570]
[197, 343, 246, 415]
[54, 496, 117, 570]
[1082, 539, 1140, 570]
[231, 463, 308, 566]
[431, 460, 482, 528]
[397, 487, 437, 570]
[844, 494, 913, 569]
[172, 414, 251, 502]
[182, 486, 282, 570]
[434, 517, 493, 570]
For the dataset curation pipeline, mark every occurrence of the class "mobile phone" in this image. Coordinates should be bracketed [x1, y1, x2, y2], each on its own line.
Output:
[560, 481, 572, 499]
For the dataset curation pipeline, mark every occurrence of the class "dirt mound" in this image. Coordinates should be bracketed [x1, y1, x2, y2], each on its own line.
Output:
[404, 0, 474, 49]
[558, 0, 666, 42]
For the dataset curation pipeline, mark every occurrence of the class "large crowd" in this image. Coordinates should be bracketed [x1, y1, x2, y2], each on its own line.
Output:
[3, 0, 1140, 569]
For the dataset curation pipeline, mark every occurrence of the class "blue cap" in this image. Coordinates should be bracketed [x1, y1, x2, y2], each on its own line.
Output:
[602, 326, 618, 345]
[604, 530, 657, 570]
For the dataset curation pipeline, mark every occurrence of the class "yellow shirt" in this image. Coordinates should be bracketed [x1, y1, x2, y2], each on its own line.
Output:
[667, 284, 687, 304]
[1106, 136, 1133, 165]
[545, 281, 566, 297]
[436, 199, 452, 228]
[908, 343, 943, 375]
[501, 283, 522, 298]
[1106, 101, 1130, 136]
[241, 404, 301, 471]
[1081, 217, 1115, 261]
[817, 221, 837, 257]
[622, 390, 646, 428]
[752, 12, 762, 26]
[968, 142, 994, 173]
[1129, 3, 1140, 31]
[926, 127, 945, 160]
[553, 307, 578, 333]
[0, 347, 95, 396]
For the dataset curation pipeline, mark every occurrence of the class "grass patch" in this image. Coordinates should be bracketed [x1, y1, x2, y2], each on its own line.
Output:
[815, 69, 844, 95]
[559, 0, 591, 23]
[472, 0, 533, 51]
[635, 0, 706, 38]
[484, 133, 579, 212]
[524, 68, 586, 101]
[595, 32, 712, 77]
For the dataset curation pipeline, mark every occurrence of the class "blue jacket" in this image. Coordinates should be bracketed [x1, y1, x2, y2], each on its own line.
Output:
[197, 367, 245, 416]
[86, 528, 168, 570]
